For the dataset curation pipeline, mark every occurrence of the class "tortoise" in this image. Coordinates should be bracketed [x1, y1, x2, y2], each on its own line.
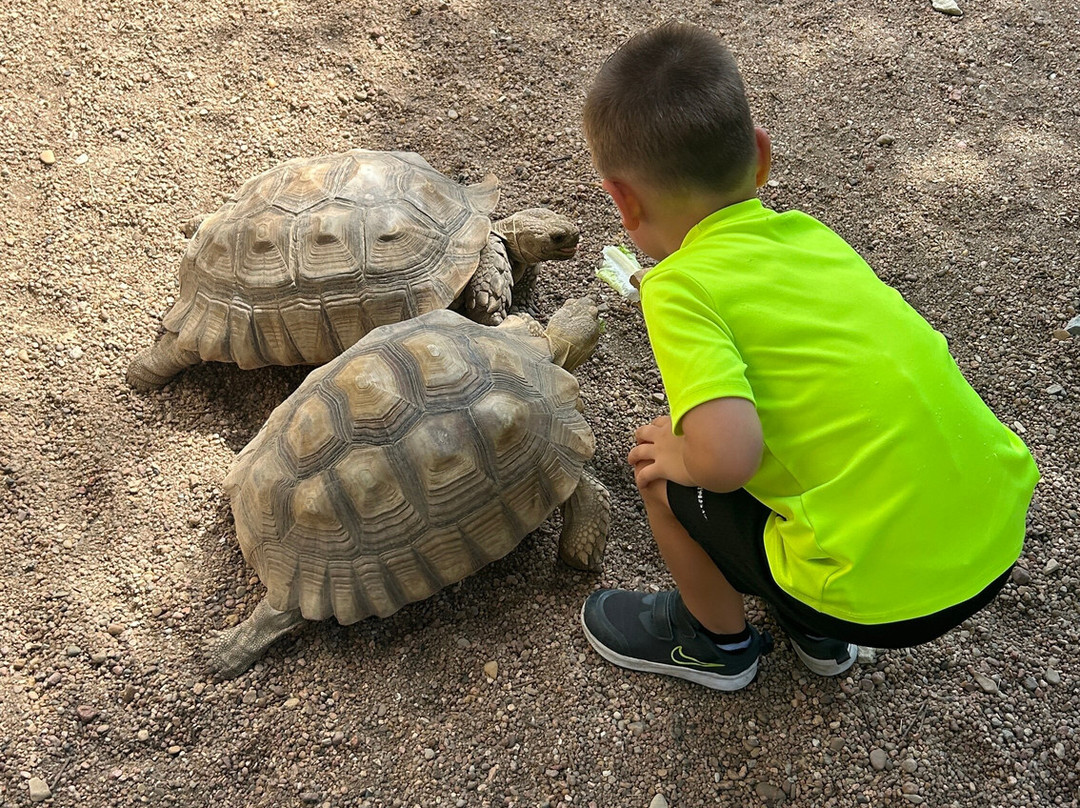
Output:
[126, 149, 580, 390]
[207, 297, 610, 677]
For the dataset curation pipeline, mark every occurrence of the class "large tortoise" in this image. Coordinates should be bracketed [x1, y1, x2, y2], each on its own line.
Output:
[126, 149, 580, 390]
[208, 297, 609, 677]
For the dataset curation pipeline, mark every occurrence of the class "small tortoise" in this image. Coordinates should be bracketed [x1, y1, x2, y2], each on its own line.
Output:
[208, 297, 609, 677]
[127, 149, 579, 390]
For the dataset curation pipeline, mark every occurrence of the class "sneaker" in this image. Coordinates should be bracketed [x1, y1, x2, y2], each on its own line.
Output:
[580, 589, 773, 691]
[774, 614, 857, 677]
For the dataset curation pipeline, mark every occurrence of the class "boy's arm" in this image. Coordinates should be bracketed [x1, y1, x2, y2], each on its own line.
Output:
[681, 396, 762, 492]
[629, 397, 762, 493]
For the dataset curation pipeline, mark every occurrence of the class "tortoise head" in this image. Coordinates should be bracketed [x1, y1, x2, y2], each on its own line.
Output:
[493, 208, 580, 263]
[545, 297, 602, 372]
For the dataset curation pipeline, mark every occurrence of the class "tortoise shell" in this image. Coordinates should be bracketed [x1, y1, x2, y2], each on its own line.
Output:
[223, 309, 595, 623]
[164, 150, 499, 368]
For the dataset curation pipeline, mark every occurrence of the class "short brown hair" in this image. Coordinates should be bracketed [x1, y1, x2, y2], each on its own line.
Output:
[583, 23, 756, 195]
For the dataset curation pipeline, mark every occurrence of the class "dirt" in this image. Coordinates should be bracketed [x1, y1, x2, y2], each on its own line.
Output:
[1, 0, 1079, 806]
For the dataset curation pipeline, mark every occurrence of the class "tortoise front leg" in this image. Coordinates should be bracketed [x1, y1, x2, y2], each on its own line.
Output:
[126, 331, 202, 391]
[557, 469, 610, 572]
[463, 237, 514, 325]
[205, 599, 307, 679]
[509, 262, 540, 319]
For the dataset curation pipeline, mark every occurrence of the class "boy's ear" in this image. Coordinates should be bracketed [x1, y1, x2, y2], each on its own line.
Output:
[754, 127, 772, 188]
[601, 178, 642, 232]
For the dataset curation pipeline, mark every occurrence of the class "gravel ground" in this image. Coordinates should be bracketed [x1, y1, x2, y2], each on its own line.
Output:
[2, 0, 1078, 806]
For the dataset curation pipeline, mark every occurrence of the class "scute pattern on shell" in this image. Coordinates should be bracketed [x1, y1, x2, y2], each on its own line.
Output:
[163, 150, 499, 368]
[224, 310, 595, 624]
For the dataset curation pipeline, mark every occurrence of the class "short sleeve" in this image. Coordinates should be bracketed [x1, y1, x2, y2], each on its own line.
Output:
[640, 268, 755, 434]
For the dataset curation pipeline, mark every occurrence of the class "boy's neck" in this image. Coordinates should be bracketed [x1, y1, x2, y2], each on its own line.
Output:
[652, 186, 758, 259]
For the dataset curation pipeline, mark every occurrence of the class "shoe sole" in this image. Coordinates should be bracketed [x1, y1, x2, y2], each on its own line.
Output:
[790, 640, 858, 677]
[579, 603, 758, 692]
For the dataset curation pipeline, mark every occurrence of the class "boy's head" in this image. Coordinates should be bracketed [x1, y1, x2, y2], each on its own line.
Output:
[583, 23, 758, 198]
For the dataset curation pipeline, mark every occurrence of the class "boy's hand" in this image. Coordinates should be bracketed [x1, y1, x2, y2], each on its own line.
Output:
[627, 415, 696, 489]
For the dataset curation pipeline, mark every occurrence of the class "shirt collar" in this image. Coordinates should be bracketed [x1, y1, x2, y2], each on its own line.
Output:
[680, 198, 766, 250]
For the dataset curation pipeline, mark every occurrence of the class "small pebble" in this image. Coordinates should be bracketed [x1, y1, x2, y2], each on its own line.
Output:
[1044, 558, 1060, 574]
[857, 646, 878, 664]
[39, 150, 56, 165]
[649, 795, 669, 808]
[284, 697, 301, 708]
[1065, 314, 1080, 336]
[76, 704, 99, 723]
[876, 134, 895, 147]
[65, 645, 82, 657]
[901, 758, 918, 773]
[137, 729, 149, 741]
[1011, 567, 1031, 585]
[973, 673, 998, 694]
[168, 745, 181, 755]
[932, 0, 963, 14]
[423, 747, 436, 760]
[483, 660, 498, 680]
[869, 747, 888, 770]
[107, 622, 125, 637]
[28, 777, 51, 802]
[1044, 669, 1061, 685]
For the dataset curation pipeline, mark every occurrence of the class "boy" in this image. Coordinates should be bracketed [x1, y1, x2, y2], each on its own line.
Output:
[579, 23, 1039, 691]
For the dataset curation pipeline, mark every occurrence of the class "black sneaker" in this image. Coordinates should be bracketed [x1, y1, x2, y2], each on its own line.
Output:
[580, 589, 772, 691]
[774, 614, 857, 676]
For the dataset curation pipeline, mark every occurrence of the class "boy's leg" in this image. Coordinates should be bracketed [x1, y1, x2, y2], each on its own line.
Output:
[664, 484, 857, 677]
[580, 479, 771, 692]
[639, 478, 746, 633]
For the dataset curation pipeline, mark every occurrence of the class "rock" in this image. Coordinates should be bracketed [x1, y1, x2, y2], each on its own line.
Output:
[39, 150, 56, 165]
[869, 747, 888, 770]
[284, 697, 301, 708]
[1065, 314, 1080, 336]
[973, 673, 998, 694]
[876, 134, 895, 147]
[1044, 669, 1061, 685]
[1044, 558, 1061, 574]
[1046, 384, 1065, 396]
[76, 704, 100, 723]
[901, 758, 918, 773]
[28, 777, 51, 802]
[423, 747, 436, 760]
[483, 660, 499, 680]
[65, 645, 82, 656]
[857, 646, 878, 665]
[1011, 566, 1031, 585]
[931, 0, 963, 15]
[107, 622, 126, 636]
[74, 153, 89, 165]
[754, 781, 786, 804]
[649, 795, 669, 808]
[1052, 329, 1073, 341]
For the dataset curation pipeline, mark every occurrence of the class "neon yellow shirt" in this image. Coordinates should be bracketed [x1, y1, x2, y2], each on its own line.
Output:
[640, 198, 1039, 623]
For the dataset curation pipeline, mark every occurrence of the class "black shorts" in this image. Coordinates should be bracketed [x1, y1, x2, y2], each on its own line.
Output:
[667, 481, 1013, 648]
